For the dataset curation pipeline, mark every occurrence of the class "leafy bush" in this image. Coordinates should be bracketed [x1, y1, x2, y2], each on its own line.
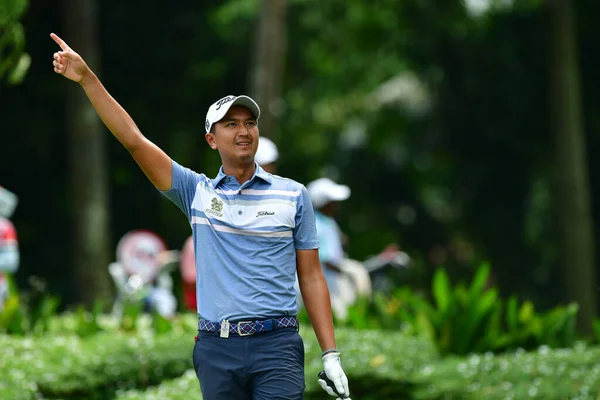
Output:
[5, 314, 600, 400]
[0, 317, 197, 399]
[0, 275, 59, 335]
[2, 277, 182, 339]
[0, 320, 436, 400]
[338, 263, 579, 355]
[114, 328, 600, 400]
[116, 327, 438, 400]
[410, 343, 600, 399]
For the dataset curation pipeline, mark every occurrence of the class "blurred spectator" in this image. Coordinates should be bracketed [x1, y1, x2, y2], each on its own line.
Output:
[0, 218, 18, 275]
[0, 187, 18, 311]
[254, 136, 279, 174]
[0, 186, 18, 219]
[307, 178, 372, 319]
[109, 230, 178, 318]
[180, 236, 196, 310]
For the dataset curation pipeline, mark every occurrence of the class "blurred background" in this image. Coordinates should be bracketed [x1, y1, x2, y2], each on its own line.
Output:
[3, 0, 600, 398]
[4, 0, 599, 326]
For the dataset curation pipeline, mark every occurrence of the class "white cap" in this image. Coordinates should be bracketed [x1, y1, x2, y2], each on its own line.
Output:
[205, 95, 261, 133]
[307, 178, 351, 209]
[255, 137, 279, 166]
[0, 186, 18, 218]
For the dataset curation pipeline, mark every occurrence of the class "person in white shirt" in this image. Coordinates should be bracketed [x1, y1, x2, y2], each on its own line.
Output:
[307, 178, 372, 320]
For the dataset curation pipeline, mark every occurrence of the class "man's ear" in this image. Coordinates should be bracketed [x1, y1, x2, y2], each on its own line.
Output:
[205, 132, 217, 150]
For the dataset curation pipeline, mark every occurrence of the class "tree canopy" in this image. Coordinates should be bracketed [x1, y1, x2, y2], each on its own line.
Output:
[2, 0, 599, 321]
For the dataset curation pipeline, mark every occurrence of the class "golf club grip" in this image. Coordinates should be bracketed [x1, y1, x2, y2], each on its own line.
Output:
[318, 370, 349, 398]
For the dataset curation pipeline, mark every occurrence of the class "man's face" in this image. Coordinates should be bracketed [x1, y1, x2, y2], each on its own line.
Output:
[205, 106, 259, 166]
[319, 201, 339, 216]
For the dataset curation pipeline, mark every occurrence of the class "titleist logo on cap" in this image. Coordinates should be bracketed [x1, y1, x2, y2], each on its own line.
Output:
[216, 96, 235, 110]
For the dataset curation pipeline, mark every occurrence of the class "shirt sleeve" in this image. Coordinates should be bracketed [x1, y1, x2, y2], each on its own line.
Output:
[293, 185, 319, 250]
[159, 159, 201, 220]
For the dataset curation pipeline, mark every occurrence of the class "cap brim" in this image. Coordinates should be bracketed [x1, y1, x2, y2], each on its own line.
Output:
[327, 185, 351, 202]
[229, 96, 261, 119]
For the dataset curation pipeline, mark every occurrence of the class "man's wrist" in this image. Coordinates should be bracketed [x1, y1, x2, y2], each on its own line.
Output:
[322, 348, 339, 357]
[79, 69, 97, 87]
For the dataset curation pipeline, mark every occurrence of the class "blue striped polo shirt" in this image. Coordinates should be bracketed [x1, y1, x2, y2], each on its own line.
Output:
[161, 160, 319, 322]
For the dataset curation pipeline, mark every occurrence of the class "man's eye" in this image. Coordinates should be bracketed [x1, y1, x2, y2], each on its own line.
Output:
[247, 121, 256, 126]
[227, 122, 236, 127]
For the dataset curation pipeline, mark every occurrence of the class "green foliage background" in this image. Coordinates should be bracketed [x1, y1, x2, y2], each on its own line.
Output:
[1, 0, 599, 314]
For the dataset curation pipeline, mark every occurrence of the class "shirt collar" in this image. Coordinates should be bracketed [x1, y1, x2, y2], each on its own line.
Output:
[213, 162, 272, 188]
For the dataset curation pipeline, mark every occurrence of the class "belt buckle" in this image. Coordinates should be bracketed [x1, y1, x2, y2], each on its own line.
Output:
[236, 321, 254, 336]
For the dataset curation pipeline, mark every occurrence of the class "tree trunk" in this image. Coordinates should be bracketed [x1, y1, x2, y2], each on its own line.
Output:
[250, 0, 287, 139]
[546, 0, 596, 335]
[63, 0, 113, 307]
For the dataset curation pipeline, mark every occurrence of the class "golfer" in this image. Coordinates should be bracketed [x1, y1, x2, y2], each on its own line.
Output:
[51, 33, 351, 400]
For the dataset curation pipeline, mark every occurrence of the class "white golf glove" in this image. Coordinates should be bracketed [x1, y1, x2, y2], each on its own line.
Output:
[318, 351, 351, 399]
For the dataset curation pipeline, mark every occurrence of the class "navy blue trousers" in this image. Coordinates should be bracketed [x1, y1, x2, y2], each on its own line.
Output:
[193, 327, 305, 399]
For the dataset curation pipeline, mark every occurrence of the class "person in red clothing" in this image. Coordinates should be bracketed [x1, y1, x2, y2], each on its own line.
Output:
[180, 236, 197, 310]
[0, 186, 19, 311]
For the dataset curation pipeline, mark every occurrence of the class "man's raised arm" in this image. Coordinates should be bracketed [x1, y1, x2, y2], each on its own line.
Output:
[50, 33, 172, 191]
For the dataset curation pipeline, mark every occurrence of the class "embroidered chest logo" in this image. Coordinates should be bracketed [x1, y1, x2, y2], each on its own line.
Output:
[205, 197, 224, 217]
[256, 211, 275, 218]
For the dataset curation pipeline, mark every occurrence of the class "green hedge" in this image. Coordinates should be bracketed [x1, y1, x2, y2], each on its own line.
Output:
[0, 323, 436, 400]
[0, 328, 194, 399]
[116, 327, 437, 400]
[116, 340, 600, 400]
[410, 343, 600, 399]
[4, 320, 600, 400]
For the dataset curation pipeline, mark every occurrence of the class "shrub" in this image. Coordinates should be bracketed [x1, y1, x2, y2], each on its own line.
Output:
[410, 343, 600, 399]
[338, 263, 579, 355]
[0, 275, 59, 336]
[114, 330, 600, 400]
[4, 313, 599, 400]
[0, 323, 196, 399]
[115, 327, 438, 400]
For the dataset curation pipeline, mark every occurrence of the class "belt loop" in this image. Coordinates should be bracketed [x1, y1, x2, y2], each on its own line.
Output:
[263, 318, 273, 331]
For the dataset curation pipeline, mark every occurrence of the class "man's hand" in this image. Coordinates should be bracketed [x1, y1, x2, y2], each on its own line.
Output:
[318, 352, 351, 399]
[50, 33, 91, 84]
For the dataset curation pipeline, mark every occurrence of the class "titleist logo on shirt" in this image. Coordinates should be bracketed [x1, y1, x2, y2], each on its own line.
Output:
[256, 211, 275, 217]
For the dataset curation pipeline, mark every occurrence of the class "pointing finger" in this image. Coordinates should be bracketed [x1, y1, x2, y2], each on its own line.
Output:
[50, 33, 69, 51]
